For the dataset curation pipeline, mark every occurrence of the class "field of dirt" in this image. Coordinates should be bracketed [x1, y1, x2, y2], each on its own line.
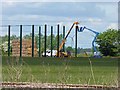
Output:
[1, 82, 119, 90]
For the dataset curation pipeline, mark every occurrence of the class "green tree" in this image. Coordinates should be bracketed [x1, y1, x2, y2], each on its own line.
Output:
[34, 34, 63, 51]
[2, 35, 8, 43]
[96, 29, 118, 56]
[10, 35, 19, 40]
[117, 30, 120, 55]
[66, 46, 74, 52]
[23, 34, 31, 39]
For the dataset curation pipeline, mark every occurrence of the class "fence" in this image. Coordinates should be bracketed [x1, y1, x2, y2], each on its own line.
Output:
[0, 24, 78, 57]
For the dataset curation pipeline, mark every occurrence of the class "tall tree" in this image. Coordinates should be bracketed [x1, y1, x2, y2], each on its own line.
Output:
[117, 30, 120, 55]
[96, 29, 118, 56]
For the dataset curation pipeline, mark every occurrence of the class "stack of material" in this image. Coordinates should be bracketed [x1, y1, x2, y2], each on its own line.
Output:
[12, 40, 20, 56]
[12, 39, 38, 57]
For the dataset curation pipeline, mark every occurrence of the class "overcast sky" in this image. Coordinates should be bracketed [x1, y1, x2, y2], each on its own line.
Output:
[1, 0, 118, 48]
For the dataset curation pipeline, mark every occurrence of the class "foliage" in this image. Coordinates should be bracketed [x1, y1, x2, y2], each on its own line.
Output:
[66, 46, 74, 52]
[117, 30, 120, 55]
[96, 29, 118, 56]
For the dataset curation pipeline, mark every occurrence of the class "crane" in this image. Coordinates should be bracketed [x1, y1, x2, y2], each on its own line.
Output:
[56, 21, 79, 57]
[78, 26, 102, 58]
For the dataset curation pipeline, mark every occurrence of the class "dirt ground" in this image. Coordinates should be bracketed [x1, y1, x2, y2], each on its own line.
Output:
[1, 82, 119, 90]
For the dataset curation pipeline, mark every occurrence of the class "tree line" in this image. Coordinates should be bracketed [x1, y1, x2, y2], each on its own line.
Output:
[96, 29, 119, 56]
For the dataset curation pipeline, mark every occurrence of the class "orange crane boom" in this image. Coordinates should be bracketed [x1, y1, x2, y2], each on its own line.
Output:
[57, 22, 79, 57]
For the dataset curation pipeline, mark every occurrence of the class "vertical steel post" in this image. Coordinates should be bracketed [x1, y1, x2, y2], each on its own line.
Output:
[20, 25, 22, 57]
[8, 25, 10, 57]
[63, 26, 65, 52]
[32, 25, 34, 57]
[39, 26, 41, 57]
[44, 24, 47, 57]
[51, 26, 53, 57]
[57, 24, 59, 57]
[19, 25, 22, 64]
[75, 25, 78, 57]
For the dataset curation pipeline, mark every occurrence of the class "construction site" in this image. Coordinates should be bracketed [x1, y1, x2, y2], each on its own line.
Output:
[1, 1, 119, 90]
[1, 22, 103, 58]
[1, 22, 119, 89]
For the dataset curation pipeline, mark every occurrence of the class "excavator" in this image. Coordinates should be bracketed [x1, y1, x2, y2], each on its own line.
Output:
[56, 21, 79, 57]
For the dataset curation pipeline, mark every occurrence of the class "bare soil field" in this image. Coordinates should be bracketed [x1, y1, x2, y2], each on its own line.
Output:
[1, 82, 119, 90]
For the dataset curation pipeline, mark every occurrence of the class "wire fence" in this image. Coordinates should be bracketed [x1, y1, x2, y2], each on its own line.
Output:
[0, 24, 85, 58]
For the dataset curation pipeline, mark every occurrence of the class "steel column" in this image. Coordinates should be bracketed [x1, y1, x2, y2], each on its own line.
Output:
[75, 25, 78, 57]
[20, 25, 22, 57]
[57, 24, 59, 57]
[51, 26, 53, 57]
[39, 26, 41, 57]
[44, 24, 47, 57]
[8, 25, 10, 57]
[32, 25, 34, 57]
[63, 26, 65, 52]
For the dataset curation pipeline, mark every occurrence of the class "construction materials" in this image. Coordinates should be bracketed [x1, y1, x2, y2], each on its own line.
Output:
[12, 39, 37, 57]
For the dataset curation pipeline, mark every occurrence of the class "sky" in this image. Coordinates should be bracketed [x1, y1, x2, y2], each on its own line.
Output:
[0, 0, 119, 48]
